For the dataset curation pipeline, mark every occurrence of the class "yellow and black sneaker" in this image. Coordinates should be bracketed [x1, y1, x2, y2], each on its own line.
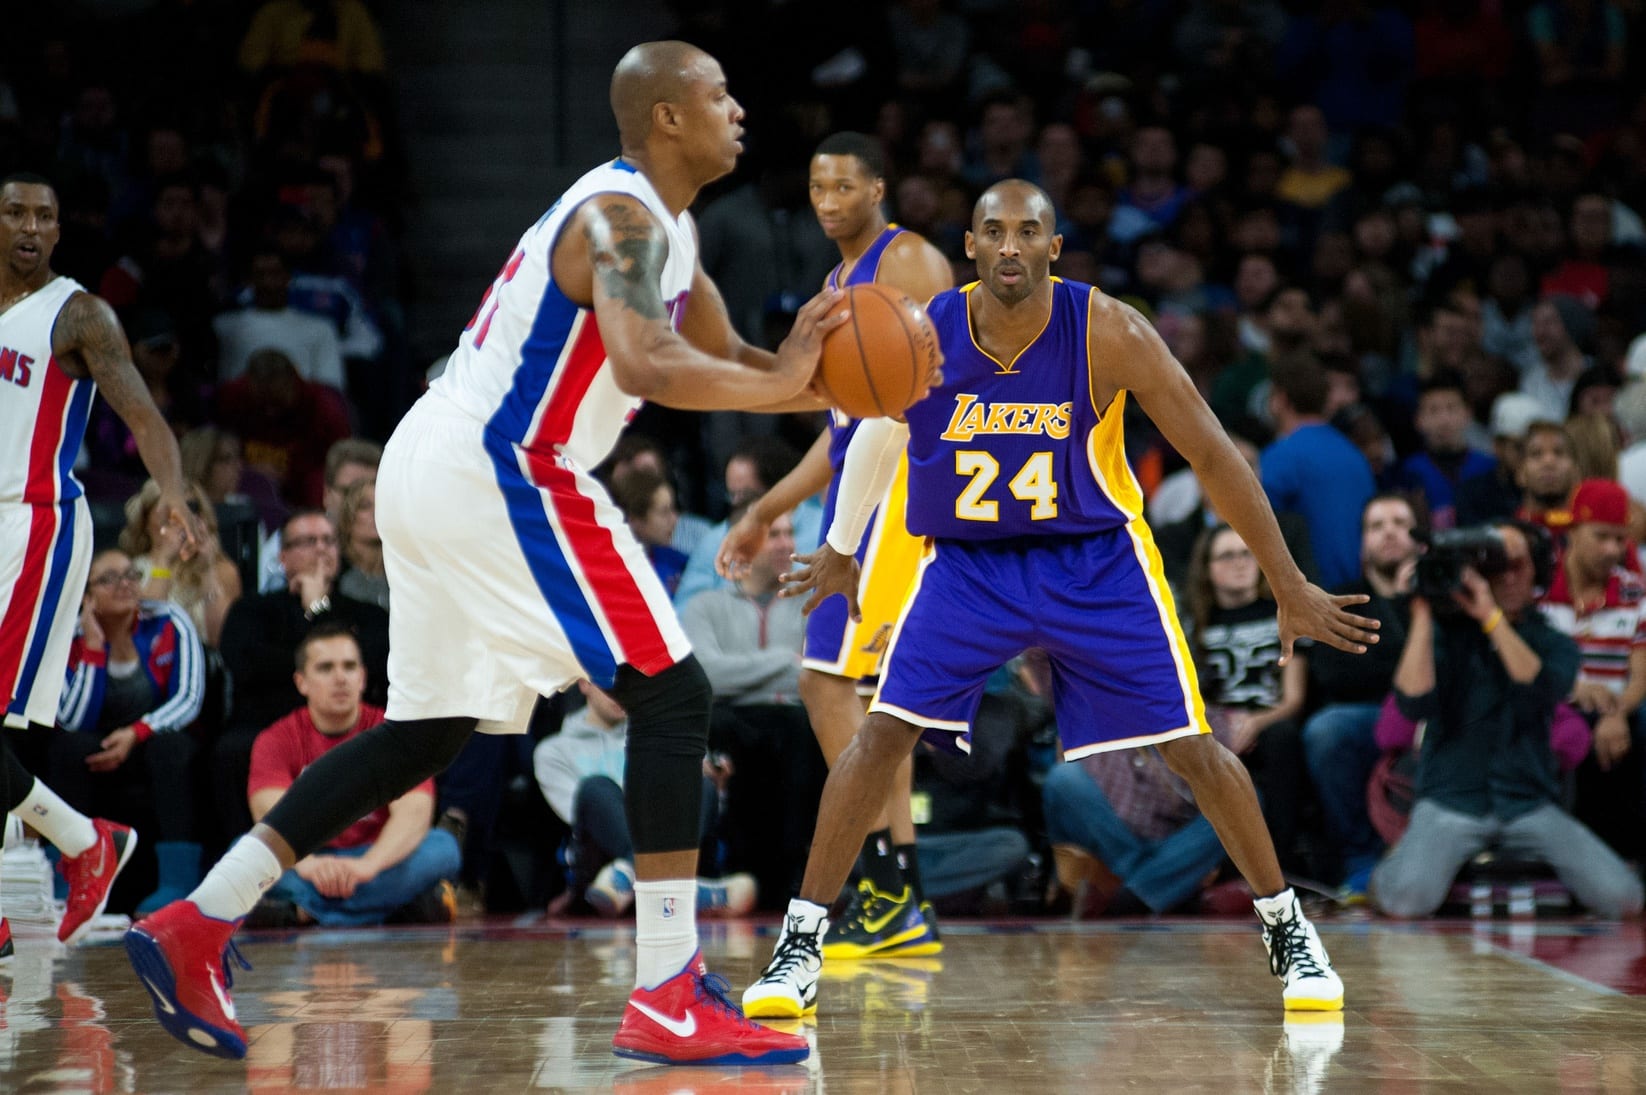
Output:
[822, 880, 941, 959]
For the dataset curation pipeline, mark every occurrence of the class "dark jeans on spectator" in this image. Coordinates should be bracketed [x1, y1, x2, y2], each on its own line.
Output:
[436, 730, 537, 887]
[49, 728, 200, 842]
[707, 701, 826, 908]
[915, 827, 1030, 906]
[568, 774, 720, 894]
[1574, 713, 1646, 864]
[268, 830, 463, 926]
[1302, 702, 1385, 882]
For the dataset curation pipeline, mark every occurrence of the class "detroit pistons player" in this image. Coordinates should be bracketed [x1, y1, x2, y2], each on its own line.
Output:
[0, 173, 200, 955]
[127, 41, 912, 1066]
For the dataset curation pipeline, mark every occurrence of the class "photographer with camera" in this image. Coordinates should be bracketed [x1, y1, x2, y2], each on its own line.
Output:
[1371, 522, 1642, 919]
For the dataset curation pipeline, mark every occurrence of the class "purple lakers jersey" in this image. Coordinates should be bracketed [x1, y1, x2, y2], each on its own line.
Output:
[824, 225, 907, 473]
[904, 278, 1141, 540]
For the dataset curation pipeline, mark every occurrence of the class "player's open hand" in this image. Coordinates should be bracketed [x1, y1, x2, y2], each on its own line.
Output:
[780, 543, 862, 620]
[774, 288, 849, 388]
[1275, 583, 1379, 665]
[715, 507, 771, 580]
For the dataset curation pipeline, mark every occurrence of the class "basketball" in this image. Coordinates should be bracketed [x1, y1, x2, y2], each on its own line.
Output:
[814, 283, 942, 420]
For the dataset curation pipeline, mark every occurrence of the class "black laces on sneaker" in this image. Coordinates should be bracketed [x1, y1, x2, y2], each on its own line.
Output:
[767, 914, 823, 977]
[1267, 916, 1326, 980]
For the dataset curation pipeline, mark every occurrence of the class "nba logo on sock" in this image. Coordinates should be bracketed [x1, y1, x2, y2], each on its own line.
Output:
[662, 897, 678, 919]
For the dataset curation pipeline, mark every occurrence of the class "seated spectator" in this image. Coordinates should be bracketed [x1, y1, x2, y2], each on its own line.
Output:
[1261, 353, 1377, 588]
[258, 437, 381, 593]
[213, 248, 345, 389]
[613, 468, 689, 598]
[680, 504, 824, 904]
[179, 425, 290, 539]
[1539, 478, 1646, 861]
[239, 0, 387, 76]
[1522, 296, 1594, 424]
[248, 624, 458, 926]
[1514, 420, 1581, 544]
[336, 479, 388, 610]
[57, 549, 206, 914]
[1456, 393, 1545, 526]
[214, 349, 352, 507]
[676, 435, 820, 606]
[1397, 370, 1496, 529]
[120, 479, 242, 647]
[1303, 493, 1418, 899]
[214, 509, 389, 840]
[532, 680, 754, 918]
[1187, 525, 1308, 873]
[81, 307, 203, 500]
[1373, 522, 1641, 919]
[1276, 105, 1351, 211]
[1617, 382, 1646, 506]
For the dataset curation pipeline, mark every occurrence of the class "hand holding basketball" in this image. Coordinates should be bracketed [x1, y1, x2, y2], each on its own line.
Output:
[773, 288, 851, 398]
[814, 284, 944, 419]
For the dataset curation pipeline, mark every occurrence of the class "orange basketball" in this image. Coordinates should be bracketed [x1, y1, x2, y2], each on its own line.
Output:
[814, 283, 942, 420]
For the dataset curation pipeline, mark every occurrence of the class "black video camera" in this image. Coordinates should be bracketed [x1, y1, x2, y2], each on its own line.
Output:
[1413, 526, 1510, 607]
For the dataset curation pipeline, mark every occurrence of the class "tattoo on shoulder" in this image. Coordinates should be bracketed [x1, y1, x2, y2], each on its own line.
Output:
[55, 292, 142, 398]
[585, 201, 668, 321]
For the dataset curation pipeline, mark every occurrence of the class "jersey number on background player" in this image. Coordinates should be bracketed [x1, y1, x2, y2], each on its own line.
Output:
[953, 450, 1058, 522]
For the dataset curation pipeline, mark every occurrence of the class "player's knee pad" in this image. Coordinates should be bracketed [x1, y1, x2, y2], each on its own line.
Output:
[611, 657, 712, 853]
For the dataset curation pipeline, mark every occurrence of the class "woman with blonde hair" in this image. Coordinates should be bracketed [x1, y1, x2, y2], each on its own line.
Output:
[120, 480, 243, 647]
[336, 478, 388, 609]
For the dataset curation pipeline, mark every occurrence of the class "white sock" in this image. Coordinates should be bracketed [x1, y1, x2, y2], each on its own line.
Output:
[634, 879, 698, 989]
[785, 897, 830, 935]
[12, 779, 96, 857]
[188, 837, 282, 923]
[1254, 887, 1298, 920]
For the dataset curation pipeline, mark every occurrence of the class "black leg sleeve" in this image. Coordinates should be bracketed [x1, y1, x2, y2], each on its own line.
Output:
[609, 657, 712, 855]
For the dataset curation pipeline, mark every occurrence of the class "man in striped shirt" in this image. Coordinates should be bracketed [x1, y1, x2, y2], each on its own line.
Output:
[1539, 477, 1646, 858]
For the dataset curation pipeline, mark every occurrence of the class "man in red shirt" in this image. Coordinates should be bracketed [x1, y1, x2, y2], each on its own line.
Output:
[247, 622, 459, 925]
[213, 349, 351, 508]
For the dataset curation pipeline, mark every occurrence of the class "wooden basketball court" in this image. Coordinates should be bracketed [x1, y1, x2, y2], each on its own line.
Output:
[4, 914, 1644, 1092]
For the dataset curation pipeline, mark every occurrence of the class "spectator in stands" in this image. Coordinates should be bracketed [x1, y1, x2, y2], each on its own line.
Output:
[337, 479, 387, 610]
[1186, 525, 1309, 873]
[1515, 420, 1582, 540]
[1261, 352, 1377, 587]
[57, 549, 207, 915]
[1374, 521, 1640, 919]
[1114, 125, 1189, 240]
[1539, 478, 1646, 861]
[214, 349, 352, 507]
[179, 425, 290, 540]
[675, 435, 817, 606]
[1277, 105, 1351, 211]
[1303, 493, 1418, 899]
[121, 479, 243, 648]
[1523, 296, 1594, 423]
[248, 624, 457, 927]
[1397, 370, 1496, 529]
[239, 0, 387, 76]
[98, 176, 220, 366]
[82, 307, 201, 500]
[213, 508, 389, 840]
[1615, 382, 1646, 505]
[1482, 252, 1539, 374]
[532, 680, 755, 918]
[680, 504, 824, 904]
[1543, 193, 1615, 308]
[213, 248, 345, 388]
[1566, 410, 1626, 483]
[1212, 284, 1316, 423]
[963, 92, 1039, 191]
[612, 468, 689, 598]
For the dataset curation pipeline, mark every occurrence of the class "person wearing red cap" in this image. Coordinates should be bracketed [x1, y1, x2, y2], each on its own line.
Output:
[1541, 477, 1646, 861]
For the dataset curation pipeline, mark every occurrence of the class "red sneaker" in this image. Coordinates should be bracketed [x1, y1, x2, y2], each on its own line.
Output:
[124, 900, 250, 1059]
[0, 916, 12, 961]
[613, 952, 809, 1066]
[57, 819, 138, 944]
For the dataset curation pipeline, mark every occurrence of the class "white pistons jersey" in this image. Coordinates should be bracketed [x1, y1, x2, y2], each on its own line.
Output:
[0, 277, 93, 506]
[376, 158, 698, 728]
[429, 157, 696, 470]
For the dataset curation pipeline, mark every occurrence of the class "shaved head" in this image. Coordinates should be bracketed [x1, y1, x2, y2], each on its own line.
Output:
[610, 40, 715, 143]
[973, 180, 1056, 230]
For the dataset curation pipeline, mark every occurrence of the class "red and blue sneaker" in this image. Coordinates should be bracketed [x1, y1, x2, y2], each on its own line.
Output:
[125, 900, 251, 1059]
[58, 819, 138, 944]
[0, 916, 12, 962]
[613, 952, 809, 1066]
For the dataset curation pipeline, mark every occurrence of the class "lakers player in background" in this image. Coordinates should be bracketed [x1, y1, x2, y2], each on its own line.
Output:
[746, 180, 1378, 1018]
[0, 173, 203, 952]
[717, 134, 951, 991]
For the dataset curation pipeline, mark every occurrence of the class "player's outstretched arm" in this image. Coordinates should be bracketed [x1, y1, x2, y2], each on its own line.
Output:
[1094, 293, 1378, 664]
[54, 291, 202, 551]
[571, 195, 843, 411]
[716, 428, 833, 579]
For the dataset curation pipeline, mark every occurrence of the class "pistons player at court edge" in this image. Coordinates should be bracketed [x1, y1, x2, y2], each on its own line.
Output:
[0, 172, 203, 958]
[745, 180, 1380, 1018]
[124, 40, 899, 1067]
[717, 132, 951, 996]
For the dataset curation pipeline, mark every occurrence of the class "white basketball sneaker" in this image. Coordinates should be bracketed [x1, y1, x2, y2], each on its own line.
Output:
[742, 906, 827, 1019]
[1255, 889, 1343, 1011]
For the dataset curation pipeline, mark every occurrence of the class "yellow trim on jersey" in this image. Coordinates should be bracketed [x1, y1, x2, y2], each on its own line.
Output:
[1084, 391, 1145, 522]
[962, 279, 1061, 374]
[802, 455, 924, 680]
[865, 536, 940, 703]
